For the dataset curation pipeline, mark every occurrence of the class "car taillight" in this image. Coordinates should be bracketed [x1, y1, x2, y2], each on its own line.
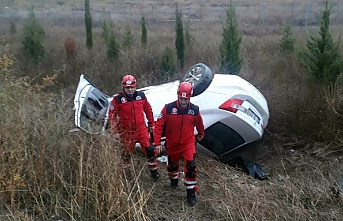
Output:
[219, 99, 244, 113]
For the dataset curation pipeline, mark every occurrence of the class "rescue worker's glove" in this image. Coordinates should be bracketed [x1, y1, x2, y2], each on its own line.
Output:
[146, 146, 156, 159]
[154, 145, 163, 156]
[148, 126, 154, 133]
[196, 135, 203, 142]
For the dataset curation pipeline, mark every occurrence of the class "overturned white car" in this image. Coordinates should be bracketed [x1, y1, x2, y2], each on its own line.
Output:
[73, 63, 269, 160]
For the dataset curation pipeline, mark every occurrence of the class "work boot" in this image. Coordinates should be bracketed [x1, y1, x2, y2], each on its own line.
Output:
[170, 179, 179, 189]
[150, 170, 160, 180]
[186, 189, 196, 206]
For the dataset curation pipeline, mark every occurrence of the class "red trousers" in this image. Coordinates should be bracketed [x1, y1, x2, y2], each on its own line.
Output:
[120, 126, 158, 171]
[167, 142, 198, 191]
[120, 126, 150, 155]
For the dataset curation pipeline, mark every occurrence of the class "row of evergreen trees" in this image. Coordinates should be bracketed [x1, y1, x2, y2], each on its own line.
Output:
[278, 2, 342, 84]
[13, 1, 343, 84]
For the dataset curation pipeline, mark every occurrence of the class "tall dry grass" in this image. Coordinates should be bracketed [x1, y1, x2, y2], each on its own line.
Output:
[0, 46, 157, 220]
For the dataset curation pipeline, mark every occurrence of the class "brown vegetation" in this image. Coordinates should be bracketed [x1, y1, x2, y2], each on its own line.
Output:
[64, 37, 77, 58]
[1, 0, 343, 220]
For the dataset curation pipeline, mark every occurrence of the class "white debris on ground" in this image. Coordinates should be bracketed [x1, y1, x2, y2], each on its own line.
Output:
[157, 155, 168, 163]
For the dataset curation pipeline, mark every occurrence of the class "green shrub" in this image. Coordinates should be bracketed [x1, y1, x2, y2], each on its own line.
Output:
[185, 24, 194, 49]
[85, 0, 93, 49]
[175, 6, 185, 70]
[101, 20, 111, 45]
[122, 26, 135, 49]
[280, 22, 295, 53]
[299, 2, 343, 83]
[107, 31, 120, 61]
[9, 21, 17, 35]
[141, 16, 147, 48]
[219, 4, 242, 75]
[101, 21, 120, 61]
[336, 73, 343, 86]
[159, 46, 176, 80]
[20, 11, 45, 64]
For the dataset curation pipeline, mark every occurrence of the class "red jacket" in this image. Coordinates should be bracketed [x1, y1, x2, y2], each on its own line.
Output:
[109, 91, 155, 133]
[154, 100, 204, 146]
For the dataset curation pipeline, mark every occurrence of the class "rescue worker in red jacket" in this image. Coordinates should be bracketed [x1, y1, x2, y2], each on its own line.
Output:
[108, 75, 160, 180]
[153, 82, 205, 206]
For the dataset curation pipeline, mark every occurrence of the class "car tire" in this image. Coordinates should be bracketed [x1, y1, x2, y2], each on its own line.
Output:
[183, 63, 213, 97]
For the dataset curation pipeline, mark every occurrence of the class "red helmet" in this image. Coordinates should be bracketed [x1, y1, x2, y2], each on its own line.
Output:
[177, 82, 193, 98]
[122, 75, 136, 87]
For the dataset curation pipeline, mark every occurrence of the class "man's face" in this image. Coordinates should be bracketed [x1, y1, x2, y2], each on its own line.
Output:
[178, 97, 190, 109]
[123, 87, 136, 96]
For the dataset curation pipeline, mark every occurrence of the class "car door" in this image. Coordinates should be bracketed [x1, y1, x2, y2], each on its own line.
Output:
[73, 75, 112, 134]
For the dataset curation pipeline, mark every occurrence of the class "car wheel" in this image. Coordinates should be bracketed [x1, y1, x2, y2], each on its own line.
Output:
[183, 63, 213, 97]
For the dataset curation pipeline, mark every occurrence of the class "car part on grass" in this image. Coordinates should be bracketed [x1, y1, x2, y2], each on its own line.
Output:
[225, 156, 268, 180]
[183, 63, 213, 97]
[73, 74, 111, 134]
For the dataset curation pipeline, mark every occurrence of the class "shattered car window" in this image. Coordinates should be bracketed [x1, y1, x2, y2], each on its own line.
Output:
[78, 88, 109, 134]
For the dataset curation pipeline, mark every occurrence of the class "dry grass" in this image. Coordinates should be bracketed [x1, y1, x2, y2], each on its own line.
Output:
[0, 87, 343, 220]
[1, 0, 343, 220]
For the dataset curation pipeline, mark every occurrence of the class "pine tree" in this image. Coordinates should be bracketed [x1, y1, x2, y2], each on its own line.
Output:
[101, 20, 111, 45]
[185, 24, 195, 49]
[219, 4, 242, 75]
[85, 0, 93, 49]
[107, 31, 120, 61]
[9, 21, 17, 35]
[280, 22, 295, 53]
[20, 11, 45, 64]
[159, 46, 176, 79]
[101, 21, 120, 61]
[336, 73, 343, 86]
[122, 26, 135, 49]
[141, 16, 147, 48]
[299, 1, 343, 83]
[175, 6, 185, 70]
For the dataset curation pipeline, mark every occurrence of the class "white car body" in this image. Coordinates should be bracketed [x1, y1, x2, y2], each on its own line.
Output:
[73, 68, 269, 158]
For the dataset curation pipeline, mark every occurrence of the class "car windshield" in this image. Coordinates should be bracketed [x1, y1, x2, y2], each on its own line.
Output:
[77, 87, 109, 134]
[198, 122, 245, 156]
